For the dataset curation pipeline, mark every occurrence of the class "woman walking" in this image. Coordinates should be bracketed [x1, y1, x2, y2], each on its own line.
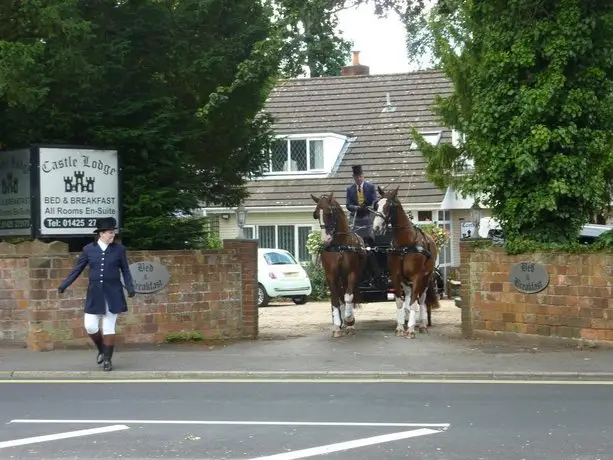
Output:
[58, 217, 135, 371]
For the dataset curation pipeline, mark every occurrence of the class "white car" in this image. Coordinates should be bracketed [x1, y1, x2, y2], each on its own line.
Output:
[257, 248, 312, 307]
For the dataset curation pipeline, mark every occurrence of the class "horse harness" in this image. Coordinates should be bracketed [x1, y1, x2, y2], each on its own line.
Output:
[317, 198, 432, 259]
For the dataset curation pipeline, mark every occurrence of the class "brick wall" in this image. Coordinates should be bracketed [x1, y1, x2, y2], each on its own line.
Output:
[460, 241, 613, 345]
[0, 239, 258, 351]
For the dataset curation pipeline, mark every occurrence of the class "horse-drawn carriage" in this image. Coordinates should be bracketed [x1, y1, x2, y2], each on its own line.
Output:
[311, 186, 443, 339]
[356, 230, 446, 304]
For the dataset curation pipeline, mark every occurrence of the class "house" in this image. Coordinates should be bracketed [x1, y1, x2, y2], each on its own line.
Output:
[203, 52, 485, 279]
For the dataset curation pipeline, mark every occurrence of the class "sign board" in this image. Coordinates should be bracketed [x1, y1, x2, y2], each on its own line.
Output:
[122, 261, 170, 294]
[0, 149, 32, 236]
[509, 262, 549, 294]
[37, 147, 120, 236]
[460, 221, 476, 239]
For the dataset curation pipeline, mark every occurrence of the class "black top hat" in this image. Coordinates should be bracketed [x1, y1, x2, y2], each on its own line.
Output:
[352, 165, 363, 176]
[93, 217, 117, 233]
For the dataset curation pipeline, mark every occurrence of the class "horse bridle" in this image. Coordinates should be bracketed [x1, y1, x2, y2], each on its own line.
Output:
[319, 202, 341, 239]
[372, 198, 411, 231]
[372, 198, 397, 227]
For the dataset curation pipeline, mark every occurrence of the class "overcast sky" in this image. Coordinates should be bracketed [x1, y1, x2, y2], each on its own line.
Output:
[336, 3, 433, 74]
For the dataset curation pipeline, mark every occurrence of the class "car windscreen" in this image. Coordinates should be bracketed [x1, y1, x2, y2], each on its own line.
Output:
[262, 251, 297, 265]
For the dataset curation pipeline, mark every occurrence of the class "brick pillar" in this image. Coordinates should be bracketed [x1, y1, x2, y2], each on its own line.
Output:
[223, 239, 258, 339]
[26, 240, 76, 351]
[459, 241, 473, 338]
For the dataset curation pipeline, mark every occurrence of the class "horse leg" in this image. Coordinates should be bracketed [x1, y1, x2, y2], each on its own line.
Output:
[425, 273, 439, 328]
[339, 278, 347, 329]
[405, 275, 423, 339]
[327, 276, 343, 338]
[401, 281, 417, 338]
[391, 272, 405, 337]
[344, 272, 358, 335]
[418, 287, 429, 334]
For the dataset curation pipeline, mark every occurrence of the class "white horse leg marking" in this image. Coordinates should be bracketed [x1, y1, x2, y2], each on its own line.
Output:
[344, 293, 356, 335]
[395, 295, 404, 336]
[332, 307, 341, 328]
[419, 289, 428, 333]
[344, 293, 355, 322]
[332, 306, 342, 337]
[402, 282, 418, 339]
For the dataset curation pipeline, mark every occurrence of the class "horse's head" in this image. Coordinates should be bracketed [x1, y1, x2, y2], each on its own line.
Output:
[372, 185, 401, 235]
[310, 192, 340, 245]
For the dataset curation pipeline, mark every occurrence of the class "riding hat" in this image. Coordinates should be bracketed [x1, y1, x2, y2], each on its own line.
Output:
[93, 217, 117, 233]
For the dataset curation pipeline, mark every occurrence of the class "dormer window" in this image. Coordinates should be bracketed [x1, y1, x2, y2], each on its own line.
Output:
[410, 131, 442, 149]
[269, 138, 324, 173]
[260, 133, 348, 178]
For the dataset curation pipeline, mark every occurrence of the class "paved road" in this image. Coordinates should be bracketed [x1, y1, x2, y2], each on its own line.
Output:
[1, 380, 612, 459]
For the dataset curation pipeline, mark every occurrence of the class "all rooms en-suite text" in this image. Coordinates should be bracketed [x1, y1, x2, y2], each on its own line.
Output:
[44, 196, 116, 216]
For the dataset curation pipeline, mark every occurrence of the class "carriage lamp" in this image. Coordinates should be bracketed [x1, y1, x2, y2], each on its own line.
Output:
[470, 201, 482, 238]
[236, 203, 248, 239]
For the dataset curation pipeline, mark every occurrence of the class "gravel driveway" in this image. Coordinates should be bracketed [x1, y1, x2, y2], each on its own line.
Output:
[258, 297, 461, 340]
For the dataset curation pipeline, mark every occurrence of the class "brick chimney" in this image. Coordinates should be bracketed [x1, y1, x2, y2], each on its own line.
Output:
[340, 51, 370, 76]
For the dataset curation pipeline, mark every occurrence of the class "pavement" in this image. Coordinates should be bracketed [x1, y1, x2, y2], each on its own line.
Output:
[1, 380, 613, 459]
[2, 321, 613, 381]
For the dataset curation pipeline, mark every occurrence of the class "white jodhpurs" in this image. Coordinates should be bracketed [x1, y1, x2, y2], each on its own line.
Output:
[84, 299, 117, 335]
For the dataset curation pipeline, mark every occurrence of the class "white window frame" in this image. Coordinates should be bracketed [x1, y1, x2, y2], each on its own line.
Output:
[265, 136, 325, 176]
[409, 130, 442, 150]
[249, 224, 314, 261]
[243, 225, 256, 239]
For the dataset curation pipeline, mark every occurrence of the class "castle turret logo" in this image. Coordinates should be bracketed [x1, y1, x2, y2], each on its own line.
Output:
[64, 171, 95, 193]
[1, 172, 19, 195]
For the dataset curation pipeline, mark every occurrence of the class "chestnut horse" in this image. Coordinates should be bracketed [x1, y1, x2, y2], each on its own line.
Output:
[311, 192, 367, 337]
[371, 186, 440, 338]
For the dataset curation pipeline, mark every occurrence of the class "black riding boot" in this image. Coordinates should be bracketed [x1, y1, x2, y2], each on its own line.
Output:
[102, 344, 114, 372]
[88, 331, 104, 365]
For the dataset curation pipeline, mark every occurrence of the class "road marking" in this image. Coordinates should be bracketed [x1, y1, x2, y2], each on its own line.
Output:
[1, 378, 613, 385]
[9, 419, 450, 428]
[246, 428, 443, 460]
[0, 424, 129, 449]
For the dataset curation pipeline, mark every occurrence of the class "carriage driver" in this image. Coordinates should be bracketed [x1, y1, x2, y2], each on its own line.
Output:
[345, 165, 382, 279]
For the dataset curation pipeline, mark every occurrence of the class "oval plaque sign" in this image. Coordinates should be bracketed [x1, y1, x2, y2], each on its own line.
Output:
[122, 261, 170, 294]
[509, 262, 549, 294]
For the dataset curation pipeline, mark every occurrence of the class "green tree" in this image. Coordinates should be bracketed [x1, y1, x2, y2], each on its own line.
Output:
[412, 0, 613, 245]
[274, 0, 412, 77]
[0, 0, 281, 249]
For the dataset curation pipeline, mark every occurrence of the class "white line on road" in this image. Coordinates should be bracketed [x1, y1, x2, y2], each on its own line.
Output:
[9, 419, 450, 428]
[0, 424, 129, 449]
[246, 428, 443, 460]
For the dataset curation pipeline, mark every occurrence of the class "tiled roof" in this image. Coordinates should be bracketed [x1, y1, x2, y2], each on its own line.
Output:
[212, 69, 454, 209]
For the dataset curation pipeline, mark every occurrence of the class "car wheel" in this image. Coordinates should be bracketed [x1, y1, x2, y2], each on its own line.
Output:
[258, 284, 270, 308]
[292, 295, 308, 305]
